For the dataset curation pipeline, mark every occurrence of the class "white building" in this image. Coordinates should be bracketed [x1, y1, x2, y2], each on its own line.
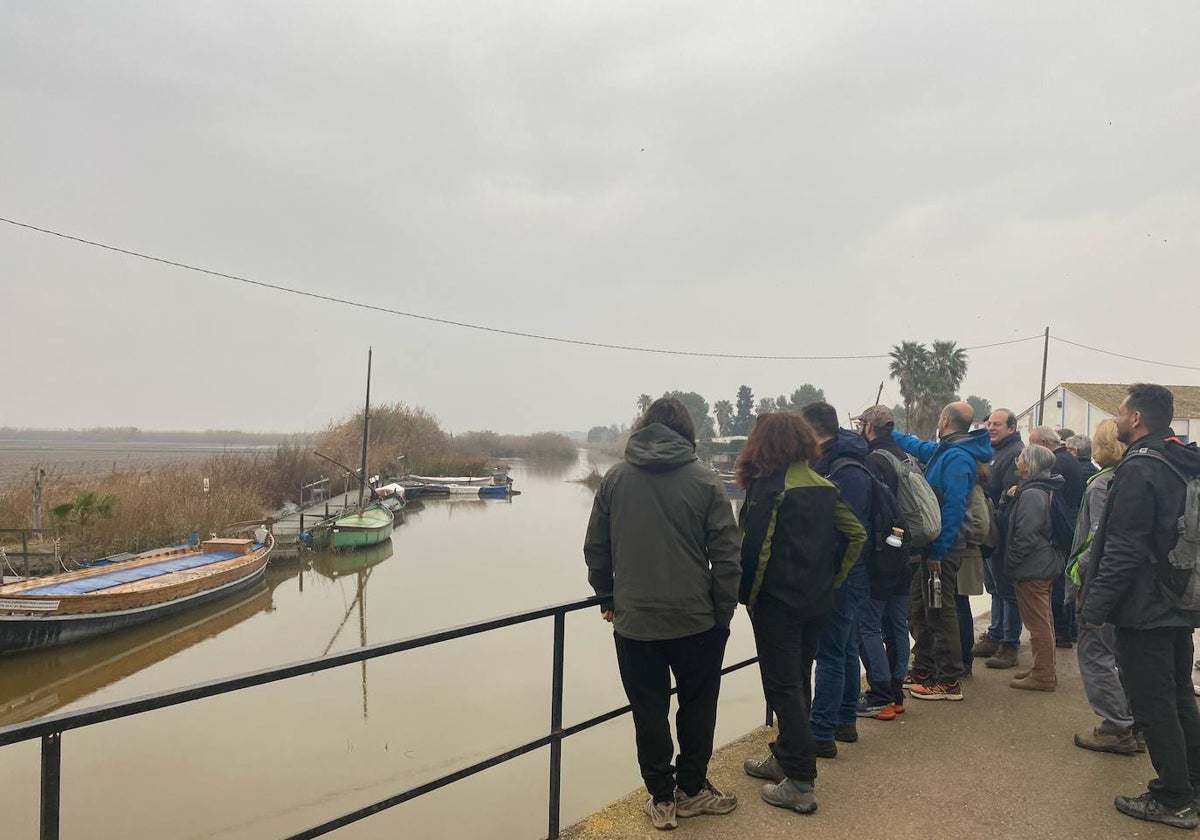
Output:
[1016, 382, 1200, 443]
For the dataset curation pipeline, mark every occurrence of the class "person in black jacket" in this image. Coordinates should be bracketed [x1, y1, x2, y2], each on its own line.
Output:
[975, 409, 1025, 668]
[737, 412, 866, 815]
[1081, 384, 1200, 830]
[1031, 425, 1085, 648]
[1066, 434, 1100, 482]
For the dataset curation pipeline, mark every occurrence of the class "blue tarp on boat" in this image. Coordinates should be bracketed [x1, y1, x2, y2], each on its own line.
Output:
[21, 550, 243, 596]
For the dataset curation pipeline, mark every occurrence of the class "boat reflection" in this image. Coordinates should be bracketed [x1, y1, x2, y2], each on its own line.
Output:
[0, 564, 293, 727]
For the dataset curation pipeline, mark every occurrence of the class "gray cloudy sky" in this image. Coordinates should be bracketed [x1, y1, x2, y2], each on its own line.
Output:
[3, 2, 1198, 434]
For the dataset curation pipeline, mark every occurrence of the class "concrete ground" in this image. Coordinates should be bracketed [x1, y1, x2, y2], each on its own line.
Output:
[563, 636, 1189, 840]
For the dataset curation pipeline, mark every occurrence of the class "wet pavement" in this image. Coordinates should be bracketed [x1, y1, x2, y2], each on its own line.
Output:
[564, 626, 1189, 840]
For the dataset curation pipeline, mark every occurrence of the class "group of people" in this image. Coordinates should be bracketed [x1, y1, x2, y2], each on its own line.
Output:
[583, 383, 1200, 830]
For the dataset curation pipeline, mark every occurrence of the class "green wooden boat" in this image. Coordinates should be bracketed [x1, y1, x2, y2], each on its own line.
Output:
[308, 502, 394, 551]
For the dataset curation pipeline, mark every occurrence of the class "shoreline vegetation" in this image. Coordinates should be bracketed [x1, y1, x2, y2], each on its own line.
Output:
[0, 405, 574, 564]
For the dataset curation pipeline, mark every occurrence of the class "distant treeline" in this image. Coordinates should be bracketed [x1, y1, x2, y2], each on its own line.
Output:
[0, 427, 296, 445]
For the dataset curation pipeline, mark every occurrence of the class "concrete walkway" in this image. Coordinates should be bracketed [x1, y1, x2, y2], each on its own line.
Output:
[564, 639, 1186, 840]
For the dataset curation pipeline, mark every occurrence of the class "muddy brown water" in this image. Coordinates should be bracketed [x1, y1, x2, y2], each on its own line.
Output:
[0, 452, 772, 840]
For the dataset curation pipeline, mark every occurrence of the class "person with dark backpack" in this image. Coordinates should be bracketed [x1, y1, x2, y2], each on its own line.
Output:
[1081, 384, 1200, 830]
[800, 403, 875, 756]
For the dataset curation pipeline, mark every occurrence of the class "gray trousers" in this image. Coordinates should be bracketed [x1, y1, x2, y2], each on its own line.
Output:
[1077, 621, 1134, 733]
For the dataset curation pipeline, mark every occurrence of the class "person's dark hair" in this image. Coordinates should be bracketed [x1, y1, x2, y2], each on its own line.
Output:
[799, 402, 839, 440]
[736, 412, 819, 487]
[944, 403, 971, 433]
[1126, 383, 1174, 433]
[634, 396, 696, 446]
[995, 408, 1017, 429]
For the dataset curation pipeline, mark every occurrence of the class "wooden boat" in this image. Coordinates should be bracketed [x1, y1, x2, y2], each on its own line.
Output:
[307, 502, 393, 551]
[0, 535, 273, 655]
[404, 471, 510, 487]
[307, 348, 395, 551]
[0, 564, 290, 726]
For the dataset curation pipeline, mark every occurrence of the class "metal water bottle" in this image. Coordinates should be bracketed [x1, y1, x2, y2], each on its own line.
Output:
[931, 573, 943, 609]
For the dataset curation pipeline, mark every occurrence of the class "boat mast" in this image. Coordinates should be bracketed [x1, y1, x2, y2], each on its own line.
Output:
[358, 347, 373, 511]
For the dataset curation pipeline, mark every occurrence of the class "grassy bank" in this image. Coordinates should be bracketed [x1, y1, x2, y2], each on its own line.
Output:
[0, 406, 576, 563]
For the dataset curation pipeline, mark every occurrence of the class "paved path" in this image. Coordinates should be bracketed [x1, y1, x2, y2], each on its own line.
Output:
[564, 634, 1185, 840]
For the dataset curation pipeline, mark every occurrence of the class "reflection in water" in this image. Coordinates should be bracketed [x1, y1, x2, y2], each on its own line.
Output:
[0, 564, 294, 727]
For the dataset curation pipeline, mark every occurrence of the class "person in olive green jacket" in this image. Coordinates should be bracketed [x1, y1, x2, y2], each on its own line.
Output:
[584, 397, 741, 831]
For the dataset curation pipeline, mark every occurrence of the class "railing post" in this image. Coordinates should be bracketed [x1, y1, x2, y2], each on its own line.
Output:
[41, 732, 61, 840]
[548, 612, 565, 840]
[23, 530, 30, 578]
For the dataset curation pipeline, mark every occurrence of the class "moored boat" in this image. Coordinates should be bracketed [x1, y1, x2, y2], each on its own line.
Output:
[306, 502, 394, 551]
[0, 535, 273, 655]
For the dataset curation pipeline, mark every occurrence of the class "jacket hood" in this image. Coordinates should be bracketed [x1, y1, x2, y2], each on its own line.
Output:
[943, 428, 994, 462]
[818, 428, 868, 470]
[1130, 430, 1200, 475]
[624, 423, 698, 472]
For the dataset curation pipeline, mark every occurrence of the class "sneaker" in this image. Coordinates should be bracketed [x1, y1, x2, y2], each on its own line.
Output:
[891, 700, 905, 715]
[903, 672, 932, 691]
[644, 797, 677, 830]
[813, 740, 837, 759]
[834, 725, 859, 743]
[1009, 675, 1056, 692]
[985, 645, 1019, 669]
[743, 754, 786, 783]
[1114, 792, 1200, 830]
[1074, 726, 1140, 755]
[909, 681, 963, 701]
[856, 700, 891, 719]
[675, 780, 737, 817]
[972, 633, 1001, 658]
[761, 779, 817, 814]
[872, 703, 897, 721]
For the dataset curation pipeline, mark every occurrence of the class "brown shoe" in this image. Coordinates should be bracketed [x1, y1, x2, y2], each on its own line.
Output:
[1075, 726, 1140, 755]
[985, 645, 1019, 669]
[972, 634, 1001, 658]
[1009, 675, 1056, 691]
[1013, 669, 1031, 680]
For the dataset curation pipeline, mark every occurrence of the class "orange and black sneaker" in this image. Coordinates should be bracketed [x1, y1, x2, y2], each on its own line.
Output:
[892, 700, 906, 715]
[902, 672, 931, 692]
[909, 681, 963, 701]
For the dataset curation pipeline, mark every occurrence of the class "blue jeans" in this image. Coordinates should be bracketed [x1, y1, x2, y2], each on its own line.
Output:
[858, 593, 909, 706]
[810, 561, 869, 741]
[984, 555, 1023, 646]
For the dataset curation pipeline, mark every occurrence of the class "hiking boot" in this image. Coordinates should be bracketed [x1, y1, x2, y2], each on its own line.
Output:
[1013, 668, 1032, 680]
[675, 780, 737, 817]
[644, 797, 677, 830]
[1055, 636, 1075, 649]
[813, 740, 837, 758]
[1114, 792, 1200, 830]
[985, 645, 1019, 669]
[856, 700, 892, 719]
[972, 633, 1001, 658]
[1010, 675, 1056, 691]
[909, 681, 963, 701]
[1074, 726, 1140, 755]
[761, 779, 818, 814]
[743, 754, 786, 783]
[834, 725, 858, 743]
[1135, 731, 1148, 753]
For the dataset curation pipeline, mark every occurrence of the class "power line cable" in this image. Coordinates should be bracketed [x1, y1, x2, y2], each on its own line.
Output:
[1, 216, 1043, 360]
[1049, 336, 1200, 373]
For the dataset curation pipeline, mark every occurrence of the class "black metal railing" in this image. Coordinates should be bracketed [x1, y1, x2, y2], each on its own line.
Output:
[0, 596, 762, 840]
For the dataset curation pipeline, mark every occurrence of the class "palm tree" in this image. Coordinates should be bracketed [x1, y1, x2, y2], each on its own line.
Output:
[636, 394, 653, 415]
[712, 400, 734, 436]
[51, 491, 115, 527]
[930, 340, 968, 396]
[888, 341, 930, 431]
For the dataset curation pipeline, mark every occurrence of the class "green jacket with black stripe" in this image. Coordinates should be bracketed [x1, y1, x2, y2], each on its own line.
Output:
[738, 461, 867, 615]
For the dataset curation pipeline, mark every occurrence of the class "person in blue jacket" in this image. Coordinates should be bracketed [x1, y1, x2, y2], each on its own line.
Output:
[892, 401, 994, 701]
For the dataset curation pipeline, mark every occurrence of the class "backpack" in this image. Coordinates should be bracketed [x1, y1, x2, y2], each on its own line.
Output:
[968, 484, 998, 556]
[1122, 446, 1200, 611]
[1047, 491, 1076, 552]
[830, 457, 909, 590]
[873, 449, 942, 547]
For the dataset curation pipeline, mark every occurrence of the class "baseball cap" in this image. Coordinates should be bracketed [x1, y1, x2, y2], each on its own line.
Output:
[855, 405, 895, 427]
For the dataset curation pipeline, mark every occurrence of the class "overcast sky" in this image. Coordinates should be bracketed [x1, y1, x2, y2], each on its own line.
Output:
[3, 2, 1198, 435]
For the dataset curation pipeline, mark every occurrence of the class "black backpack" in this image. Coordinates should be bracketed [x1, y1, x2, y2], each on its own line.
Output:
[829, 457, 909, 590]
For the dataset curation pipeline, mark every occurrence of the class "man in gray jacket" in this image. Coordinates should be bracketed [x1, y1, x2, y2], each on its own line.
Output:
[584, 397, 741, 830]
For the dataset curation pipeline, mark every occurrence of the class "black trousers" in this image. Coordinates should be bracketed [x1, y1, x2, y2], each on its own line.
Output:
[908, 554, 964, 682]
[751, 596, 824, 783]
[1116, 626, 1200, 809]
[614, 626, 729, 801]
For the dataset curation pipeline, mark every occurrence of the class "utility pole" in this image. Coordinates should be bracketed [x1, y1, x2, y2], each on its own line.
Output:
[1037, 326, 1050, 425]
[32, 465, 45, 540]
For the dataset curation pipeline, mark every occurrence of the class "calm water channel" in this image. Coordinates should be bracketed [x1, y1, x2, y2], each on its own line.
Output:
[0, 451, 768, 839]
